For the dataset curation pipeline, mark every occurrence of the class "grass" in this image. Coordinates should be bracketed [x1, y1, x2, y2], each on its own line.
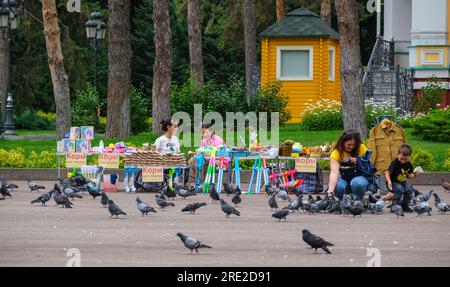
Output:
[0, 125, 448, 170]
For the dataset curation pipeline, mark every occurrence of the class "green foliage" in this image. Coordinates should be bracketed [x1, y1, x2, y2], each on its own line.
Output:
[72, 83, 103, 131]
[412, 108, 450, 142]
[318, 158, 330, 171]
[130, 85, 151, 134]
[415, 77, 447, 112]
[253, 81, 292, 126]
[411, 147, 437, 172]
[15, 108, 55, 130]
[397, 113, 425, 128]
[365, 104, 397, 129]
[444, 149, 450, 172]
[0, 148, 26, 168]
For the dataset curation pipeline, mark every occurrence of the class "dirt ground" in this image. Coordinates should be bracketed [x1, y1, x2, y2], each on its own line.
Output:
[1, 181, 450, 267]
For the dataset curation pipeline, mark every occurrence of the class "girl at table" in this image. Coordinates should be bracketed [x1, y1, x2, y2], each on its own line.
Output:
[188, 124, 227, 187]
[153, 119, 180, 154]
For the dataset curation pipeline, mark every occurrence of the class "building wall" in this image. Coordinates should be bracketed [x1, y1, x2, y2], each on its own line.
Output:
[261, 37, 341, 123]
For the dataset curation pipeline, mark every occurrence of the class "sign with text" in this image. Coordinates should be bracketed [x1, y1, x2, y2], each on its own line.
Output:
[295, 157, 317, 173]
[99, 153, 120, 169]
[66, 153, 87, 168]
[142, 166, 164, 182]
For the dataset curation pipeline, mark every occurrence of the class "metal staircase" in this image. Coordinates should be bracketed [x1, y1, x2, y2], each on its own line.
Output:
[363, 36, 413, 114]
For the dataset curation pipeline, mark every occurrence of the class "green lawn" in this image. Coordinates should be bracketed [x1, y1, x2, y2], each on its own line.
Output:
[1, 126, 448, 170]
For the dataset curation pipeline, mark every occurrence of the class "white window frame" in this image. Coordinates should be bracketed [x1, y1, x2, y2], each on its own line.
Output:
[421, 49, 444, 65]
[276, 46, 314, 81]
[328, 47, 335, 81]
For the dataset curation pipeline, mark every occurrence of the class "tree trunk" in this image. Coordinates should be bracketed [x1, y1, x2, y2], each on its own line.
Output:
[187, 0, 204, 85]
[0, 37, 8, 123]
[276, 0, 285, 21]
[244, 0, 257, 103]
[152, 0, 173, 134]
[321, 0, 331, 27]
[335, 0, 368, 138]
[106, 0, 132, 139]
[42, 0, 71, 140]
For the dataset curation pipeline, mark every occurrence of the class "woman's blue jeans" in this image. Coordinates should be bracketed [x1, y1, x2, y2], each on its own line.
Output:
[335, 176, 369, 201]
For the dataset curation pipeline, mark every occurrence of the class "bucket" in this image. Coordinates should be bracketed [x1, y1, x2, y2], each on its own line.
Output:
[103, 174, 119, 192]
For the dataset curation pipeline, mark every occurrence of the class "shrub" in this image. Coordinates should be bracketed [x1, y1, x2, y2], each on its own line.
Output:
[299, 98, 343, 131]
[412, 108, 450, 142]
[130, 85, 151, 134]
[411, 147, 437, 172]
[318, 158, 330, 171]
[397, 112, 426, 128]
[415, 77, 447, 112]
[253, 80, 292, 126]
[365, 102, 397, 129]
[72, 83, 102, 131]
[0, 148, 26, 168]
[15, 108, 55, 130]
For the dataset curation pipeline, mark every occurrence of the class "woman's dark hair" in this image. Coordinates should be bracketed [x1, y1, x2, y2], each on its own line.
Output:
[160, 119, 174, 132]
[335, 129, 362, 157]
[202, 123, 212, 129]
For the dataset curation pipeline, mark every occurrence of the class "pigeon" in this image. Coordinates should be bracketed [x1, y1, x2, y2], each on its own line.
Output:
[1, 180, 18, 192]
[272, 209, 292, 221]
[31, 190, 53, 206]
[53, 190, 73, 208]
[417, 190, 433, 202]
[339, 194, 352, 215]
[209, 184, 220, 202]
[368, 194, 380, 204]
[317, 196, 330, 212]
[268, 194, 278, 210]
[442, 179, 450, 192]
[100, 192, 109, 208]
[302, 229, 334, 254]
[433, 193, 450, 213]
[107, 199, 127, 218]
[391, 203, 405, 218]
[223, 182, 234, 196]
[265, 185, 278, 196]
[327, 197, 341, 214]
[163, 186, 177, 200]
[62, 184, 83, 199]
[231, 188, 241, 207]
[369, 199, 386, 214]
[0, 186, 12, 198]
[307, 194, 316, 204]
[276, 188, 288, 201]
[176, 232, 212, 254]
[86, 185, 102, 199]
[412, 199, 432, 217]
[181, 202, 207, 214]
[348, 201, 364, 217]
[155, 193, 175, 209]
[283, 195, 303, 212]
[27, 180, 45, 192]
[175, 184, 196, 199]
[136, 197, 157, 215]
[220, 199, 240, 217]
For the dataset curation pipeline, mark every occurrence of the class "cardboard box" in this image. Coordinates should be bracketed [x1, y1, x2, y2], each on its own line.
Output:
[81, 126, 94, 140]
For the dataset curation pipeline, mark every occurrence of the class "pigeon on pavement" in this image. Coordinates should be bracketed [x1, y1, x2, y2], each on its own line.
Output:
[272, 209, 292, 221]
[100, 192, 109, 208]
[348, 201, 365, 217]
[231, 188, 241, 207]
[27, 180, 45, 192]
[442, 179, 450, 192]
[155, 193, 175, 209]
[391, 203, 405, 218]
[302, 229, 334, 254]
[223, 182, 234, 196]
[268, 194, 278, 210]
[209, 184, 220, 202]
[31, 190, 54, 206]
[136, 197, 157, 215]
[433, 193, 450, 213]
[181, 202, 207, 214]
[107, 199, 127, 218]
[175, 184, 196, 199]
[220, 199, 240, 217]
[177, 232, 212, 254]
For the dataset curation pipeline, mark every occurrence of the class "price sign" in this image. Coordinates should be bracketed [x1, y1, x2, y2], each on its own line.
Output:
[295, 157, 317, 173]
[99, 153, 120, 169]
[66, 153, 87, 168]
[142, 166, 164, 182]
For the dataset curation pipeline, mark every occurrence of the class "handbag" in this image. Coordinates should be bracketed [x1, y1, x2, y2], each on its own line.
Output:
[339, 165, 360, 182]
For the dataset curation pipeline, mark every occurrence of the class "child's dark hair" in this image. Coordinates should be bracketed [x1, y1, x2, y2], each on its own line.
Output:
[398, 144, 412, 156]
[334, 129, 362, 157]
[160, 119, 174, 132]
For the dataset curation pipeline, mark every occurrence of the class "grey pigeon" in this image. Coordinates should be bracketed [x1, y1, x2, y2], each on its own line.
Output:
[63, 184, 83, 199]
[163, 186, 177, 200]
[210, 184, 220, 202]
[302, 229, 334, 254]
[348, 201, 364, 217]
[412, 199, 432, 217]
[272, 209, 292, 221]
[155, 193, 175, 209]
[327, 197, 341, 214]
[31, 190, 54, 206]
[100, 192, 109, 207]
[53, 189, 73, 208]
[176, 232, 212, 254]
[220, 199, 240, 217]
[369, 199, 386, 214]
[265, 185, 278, 196]
[433, 193, 450, 213]
[86, 185, 101, 199]
[339, 194, 352, 215]
[175, 184, 196, 199]
[136, 197, 157, 215]
[276, 188, 288, 201]
[268, 194, 278, 210]
[417, 190, 433, 202]
[107, 199, 127, 218]
[0, 185, 12, 198]
[231, 188, 241, 207]
[283, 195, 303, 211]
[181, 202, 207, 214]
[27, 180, 45, 192]
[391, 203, 405, 218]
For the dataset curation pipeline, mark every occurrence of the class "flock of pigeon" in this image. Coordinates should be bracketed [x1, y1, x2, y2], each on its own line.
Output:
[1, 174, 450, 255]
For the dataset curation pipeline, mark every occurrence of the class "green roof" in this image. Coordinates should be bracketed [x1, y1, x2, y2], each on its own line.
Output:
[260, 8, 339, 39]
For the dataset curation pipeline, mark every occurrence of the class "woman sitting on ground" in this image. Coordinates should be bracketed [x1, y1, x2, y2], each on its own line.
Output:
[327, 129, 371, 201]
